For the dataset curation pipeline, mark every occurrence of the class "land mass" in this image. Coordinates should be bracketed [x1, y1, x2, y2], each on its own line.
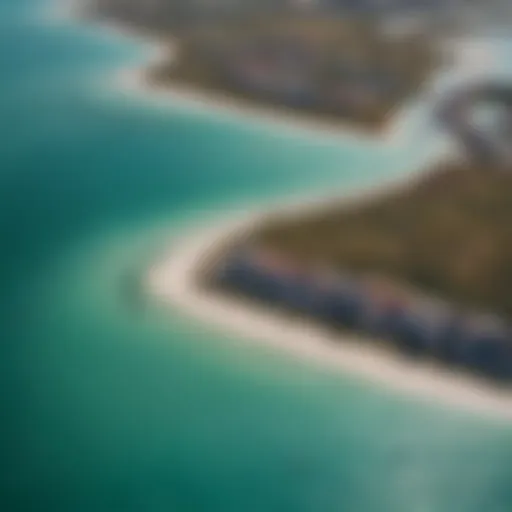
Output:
[87, 0, 512, 400]
[199, 161, 512, 383]
[250, 162, 512, 318]
[147, 17, 437, 132]
[88, 0, 440, 132]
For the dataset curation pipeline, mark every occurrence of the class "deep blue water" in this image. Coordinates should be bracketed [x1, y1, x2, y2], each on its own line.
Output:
[2, 1, 512, 511]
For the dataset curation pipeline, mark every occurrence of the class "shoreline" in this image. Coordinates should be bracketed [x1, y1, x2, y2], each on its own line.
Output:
[116, 66, 400, 145]
[118, 66, 402, 143]
[110, 33, 497, 149]
[147, 200, 512, 423]
[42, 0, 174, 69]
[48, 1, 495, 149]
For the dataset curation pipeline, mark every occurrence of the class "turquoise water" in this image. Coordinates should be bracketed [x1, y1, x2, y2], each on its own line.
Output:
[3, 2, 512, 511]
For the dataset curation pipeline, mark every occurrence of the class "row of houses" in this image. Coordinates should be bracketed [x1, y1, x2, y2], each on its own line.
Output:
[211, 246, 512, 382]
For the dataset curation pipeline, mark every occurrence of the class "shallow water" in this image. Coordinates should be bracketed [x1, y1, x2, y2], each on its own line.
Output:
[3, 2, 512, 511]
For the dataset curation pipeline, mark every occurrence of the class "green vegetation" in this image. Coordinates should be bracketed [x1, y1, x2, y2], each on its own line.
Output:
[249, 163, 512, 318]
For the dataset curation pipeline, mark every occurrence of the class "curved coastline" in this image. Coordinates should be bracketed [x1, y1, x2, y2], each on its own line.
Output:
[147, 205, 512, 422]
[57, 3, 512, 419]
[142, 36, 512, 420]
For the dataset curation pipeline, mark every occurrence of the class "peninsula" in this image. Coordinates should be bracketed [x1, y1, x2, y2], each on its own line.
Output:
[89, 0, 440, 132]
[147, 17, 437, 132]
[198, 159, 512, 385]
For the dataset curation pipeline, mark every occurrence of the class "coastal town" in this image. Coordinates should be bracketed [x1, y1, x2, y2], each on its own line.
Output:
[92, 0, 512, 392]
[200, 155, 512, 384]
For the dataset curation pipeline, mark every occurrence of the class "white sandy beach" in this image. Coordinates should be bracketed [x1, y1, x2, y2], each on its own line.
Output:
[147, 208, 512, 422]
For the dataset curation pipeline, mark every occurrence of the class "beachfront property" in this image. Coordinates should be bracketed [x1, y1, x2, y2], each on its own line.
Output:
[198, 141, 512, 386]
[204, 244, 512, 383]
